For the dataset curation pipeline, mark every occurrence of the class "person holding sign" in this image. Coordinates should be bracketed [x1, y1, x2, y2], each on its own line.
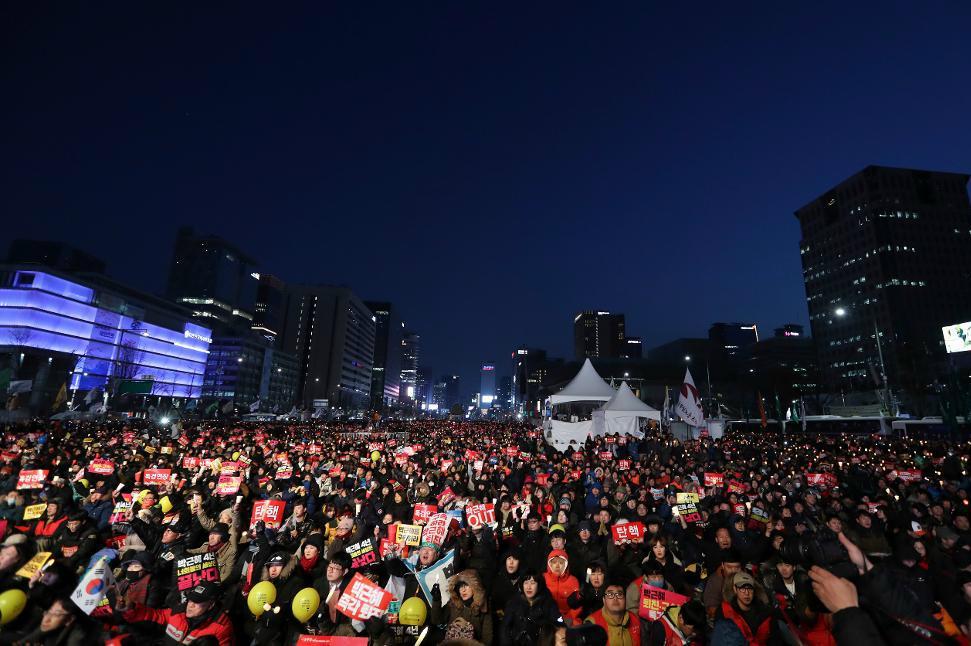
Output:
[585, 581, 650, 645]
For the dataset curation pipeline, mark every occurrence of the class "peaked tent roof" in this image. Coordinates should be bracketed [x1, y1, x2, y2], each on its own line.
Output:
[550, 358, 616, 404]
[599, 381, 659, 413]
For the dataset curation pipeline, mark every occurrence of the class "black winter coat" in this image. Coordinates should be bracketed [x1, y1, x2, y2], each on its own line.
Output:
[499, 593, 562, 645]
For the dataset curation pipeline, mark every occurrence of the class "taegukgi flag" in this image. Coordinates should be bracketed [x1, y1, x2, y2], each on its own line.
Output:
[71, 556, 115, 615]
[675, 368, 704, 427]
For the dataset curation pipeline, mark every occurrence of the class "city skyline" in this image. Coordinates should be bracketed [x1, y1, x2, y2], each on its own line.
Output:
[3, 4, 971, 393]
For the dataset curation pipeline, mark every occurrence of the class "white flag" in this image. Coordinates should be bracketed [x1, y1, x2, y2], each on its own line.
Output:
[71, 556, 114, 615]
[675, 368, 705, 427]
[249, 399, 261, 413]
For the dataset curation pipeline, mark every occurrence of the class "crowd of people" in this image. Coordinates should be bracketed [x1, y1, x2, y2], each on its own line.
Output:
[0, 417, 969, 645]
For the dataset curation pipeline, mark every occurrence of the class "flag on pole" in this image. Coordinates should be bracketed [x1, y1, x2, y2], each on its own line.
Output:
[249, 399, 261, 413]
[52, 382, 67, 412]
[675, 369, 705, 427]
[71, 556, 114, 615]
[757, 392, 768, 429]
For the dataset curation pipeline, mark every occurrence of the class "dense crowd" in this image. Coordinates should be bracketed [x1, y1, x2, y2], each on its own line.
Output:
[0, 418, 969, 646]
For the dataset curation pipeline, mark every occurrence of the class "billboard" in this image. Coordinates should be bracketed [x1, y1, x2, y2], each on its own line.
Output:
[943, 322, 971, 353]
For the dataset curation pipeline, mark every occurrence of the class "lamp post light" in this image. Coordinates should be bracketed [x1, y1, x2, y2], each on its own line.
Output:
[833, 306, 894, 415]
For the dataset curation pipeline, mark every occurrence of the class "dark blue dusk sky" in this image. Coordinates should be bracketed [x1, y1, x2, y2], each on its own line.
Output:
[3, 3, 971, 395]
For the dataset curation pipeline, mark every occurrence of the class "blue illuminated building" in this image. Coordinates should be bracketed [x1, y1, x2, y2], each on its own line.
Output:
[0, 266, 211, 406]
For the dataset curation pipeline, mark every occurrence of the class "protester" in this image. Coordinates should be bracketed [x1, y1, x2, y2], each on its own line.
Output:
[0, 417, 967, 645]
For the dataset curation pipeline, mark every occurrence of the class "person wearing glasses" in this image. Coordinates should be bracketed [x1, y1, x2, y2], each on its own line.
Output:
[585, 581, 649, 645]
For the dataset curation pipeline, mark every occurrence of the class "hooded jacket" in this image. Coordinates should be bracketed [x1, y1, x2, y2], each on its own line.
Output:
[431, 569, 493, 644]
[543, 549, 580, 623]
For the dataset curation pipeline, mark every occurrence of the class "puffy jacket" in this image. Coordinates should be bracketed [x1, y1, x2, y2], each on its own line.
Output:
[500, 592, 563, 645]
[431, 569, 493, 644]
[544, 549, 580, 623]
[122, 604, 234, 645]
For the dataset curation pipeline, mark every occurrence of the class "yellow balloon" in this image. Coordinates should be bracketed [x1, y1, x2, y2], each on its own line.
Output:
[291, 587, 320, 623]
[371, 450, 381, 462]
[0, 589, 27, 626]
[232, 451, 240, 461]
[248, 581, 277, 617]
[399, 596, 427, 626]
[79, 479, 89, 489]
[159, 496, 173, 513]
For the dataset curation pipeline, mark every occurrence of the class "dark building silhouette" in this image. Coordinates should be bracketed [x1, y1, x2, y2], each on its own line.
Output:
[573, 311, 626, 360]
[7, 240, 106, 275]
[364, 301, 402, 410]
[796, 166, 971, 398]
[166, 227, 258, 333]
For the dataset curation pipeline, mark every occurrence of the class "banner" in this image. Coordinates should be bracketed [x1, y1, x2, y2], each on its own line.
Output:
[175, 552, 220, 603]
[71, 556, 115, 615]
[704, 472, 724, 487]
[675, 492, 699, 504]
[674, 502, 701, 524]
[216, 475, 242, 496]
[17, 469, 47, 489]
[296, 637, 369, 646]
[88, 459, 115, 475]
[336, 572, 393, 620]
[346, 539, 378, 570]
[251, 499, 287, 529]
[275, 466, 293, 480]
[421, 513, 451, 547]
[465, 503, 496, 530]
[639, 582, 689, 621]
[395, 524, 422, 547]
[414, 549, 455, 607]
[109, 501, 132, 525]
[413, 504, 437, 525]
[23, 503, 47, 520]
[611, 521, 646, 544]
[142, 469, 172, 486]
[16, 551, 52, 579]
[617, 459, 631, 471]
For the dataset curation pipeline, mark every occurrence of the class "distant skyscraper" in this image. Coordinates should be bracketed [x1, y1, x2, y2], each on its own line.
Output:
[364, 301, 403, 409]
[708, 323, 759, 357]
[399, 331, 420, 404]
[573, 311, 626, 360]
[796, 165, 971, 393]
[496, 376, 513, 411]
[443, 374, 461, 409]
[279, 284, 375, 409]
[416, 367, 431, 408]
[252, 273, 287, 343]
[166, 227, 259, 332]
[479, 363, 496, 408]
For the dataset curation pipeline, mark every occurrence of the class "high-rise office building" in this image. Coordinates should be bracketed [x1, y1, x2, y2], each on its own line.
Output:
[573, 311, 626, 360]
[399, 331, 420, 404]
[252, 274, 287, 344]
[496, 376, 513, 411]
[442, 374, 461, 410]
[622, 336, 643, 359]
[479, 363, 496, 408]
[416, 367, 431, 409]
[166, 227, 259, 332]
[202, 336, 298, 412]
[364, 301, 403, 410]
[796, 165, 971, 393]
[709, 323, 760, 357]
[280, 285, 375, 409]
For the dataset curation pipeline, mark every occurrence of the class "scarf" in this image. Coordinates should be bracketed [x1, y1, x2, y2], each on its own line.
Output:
[300, 553, 320, 573]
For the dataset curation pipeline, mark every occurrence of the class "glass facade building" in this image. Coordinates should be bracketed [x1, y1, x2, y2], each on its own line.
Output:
[0, 267, 211, 398]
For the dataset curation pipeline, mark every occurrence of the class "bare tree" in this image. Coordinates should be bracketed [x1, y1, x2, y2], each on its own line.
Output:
[113, 340, 145, 381]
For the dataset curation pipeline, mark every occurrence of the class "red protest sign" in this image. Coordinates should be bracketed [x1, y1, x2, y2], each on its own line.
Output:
[895, 469, 922, 483]
[346, 539, 378, 569]
[605, 436, 617, 444]
[573, 451, 584, 462]
[704, 472, 724, 487]
[275, 466, 294, 480]
[336, 573, 392, 620]
[216, 475, 242, 496]
[88, 459, 115, 475]
[465, 503, 496, 530]
[599, 451, 612, 461]
[251, 500, 287, 529]
[297, 635, 369, 645]
[618, 459, 631, 471]
[142, 469, 171, 486]
[611, 521, 646, 544]
[182, 457, 201, 469]
[421, 513, 451, 547]
[505, 447, 519, 457]
[412, 504, 437, 525]
[806, 473, 838, 489]
[639, 583, 689, 620]
[17, 470, 48, 489]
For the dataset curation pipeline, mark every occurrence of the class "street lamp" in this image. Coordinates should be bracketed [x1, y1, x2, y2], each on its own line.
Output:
[834, 307, 847, 317]
[832, 306, 893, 415]
[684, 355, 691, 362]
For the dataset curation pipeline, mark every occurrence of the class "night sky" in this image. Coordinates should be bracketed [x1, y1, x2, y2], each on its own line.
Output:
[3, 3, 971, 397]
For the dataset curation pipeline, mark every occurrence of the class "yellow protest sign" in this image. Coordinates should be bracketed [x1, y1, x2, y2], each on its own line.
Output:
[15, 551, 51, 579]
[161, 446, 173, 455]
[23, 503, 47, 520]
[676, 492, 700, 505]
[396, 524, 422, 547]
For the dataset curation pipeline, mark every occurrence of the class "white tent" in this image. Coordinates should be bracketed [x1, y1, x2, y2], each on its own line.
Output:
[592, 381, 660, 438]
[545, 359, 616, 450]
[549, 359, 616, 405]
